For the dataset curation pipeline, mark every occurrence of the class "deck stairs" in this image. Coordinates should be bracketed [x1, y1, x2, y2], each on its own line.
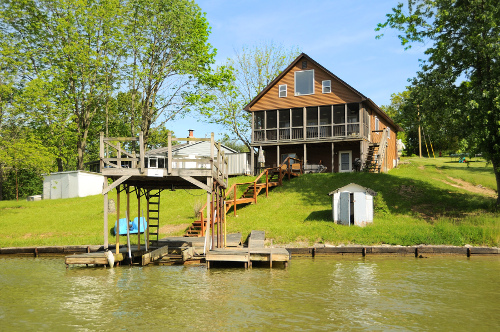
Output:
[185, 157, 303, 237]
[365, 128, 389, 173]
[146, 190, 161, 245]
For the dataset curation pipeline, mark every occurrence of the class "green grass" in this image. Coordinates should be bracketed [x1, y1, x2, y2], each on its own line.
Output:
[0, 158, 498, 247]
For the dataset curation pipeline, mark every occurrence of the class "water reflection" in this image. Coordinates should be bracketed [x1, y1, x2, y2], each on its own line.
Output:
[0, 256, 499, 331]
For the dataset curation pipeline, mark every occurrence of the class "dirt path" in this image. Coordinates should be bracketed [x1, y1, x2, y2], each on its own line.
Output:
[159, 223, 190, 235]
[437, 176, 497, 197]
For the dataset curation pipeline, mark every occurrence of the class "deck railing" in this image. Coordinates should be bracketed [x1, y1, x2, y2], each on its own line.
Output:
[99, 132, 228, 188]
[191, 157, 303, 237]
[253, 123, 363, 143]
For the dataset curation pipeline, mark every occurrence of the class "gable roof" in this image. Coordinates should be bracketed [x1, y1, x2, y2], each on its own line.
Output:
[328, 183, 377, 197]
[146, 141, 237, 157]
[243, 53, 403, 132]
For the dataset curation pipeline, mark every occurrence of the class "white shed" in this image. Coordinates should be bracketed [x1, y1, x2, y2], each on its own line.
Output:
[328, 183, 377, 227]
[43, 171, 104, 199]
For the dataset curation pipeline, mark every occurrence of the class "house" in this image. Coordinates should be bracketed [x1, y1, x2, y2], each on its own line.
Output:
[244, 53, 403, 173]
[145, 130, 251, 176]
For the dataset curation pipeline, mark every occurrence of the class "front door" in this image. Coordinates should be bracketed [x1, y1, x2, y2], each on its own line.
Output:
[339, 151, 352, 173]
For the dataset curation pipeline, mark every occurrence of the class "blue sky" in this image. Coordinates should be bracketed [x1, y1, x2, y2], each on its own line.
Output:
[171, 0, 428, 140]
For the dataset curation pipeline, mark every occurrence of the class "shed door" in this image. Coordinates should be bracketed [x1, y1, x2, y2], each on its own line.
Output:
[353, 192, 366, 226]
[339, 191, 350, 226]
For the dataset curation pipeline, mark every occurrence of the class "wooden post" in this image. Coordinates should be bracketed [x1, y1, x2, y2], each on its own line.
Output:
[146, 190, 150, 248]
[277, 145, 280, 168]
[167, 132, 172, 174]
[104, 177, 108, 250]
[265, 169, 269, 197]
[303, 143, 307, 171]
[288, 158, 291, 181]
[137, 187, 141, 251]
[139, 131, 145, 173]
[126, 185, 131, 258]
[211, 182, 215, 250]
[254, 181, 257, 204]
[233, 184, 237, 217]
[116, 185, 120, 254]
[117, 142, 122, 168]
[331, 142, 335, 173]
[100, 132, 104, 173]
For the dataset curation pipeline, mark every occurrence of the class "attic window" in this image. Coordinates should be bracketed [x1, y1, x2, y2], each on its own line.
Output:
[295, 70, 314, 96]
[279, 84, 287, 98]
[322, 80, 331, 93]
[302, 60, 307, 69]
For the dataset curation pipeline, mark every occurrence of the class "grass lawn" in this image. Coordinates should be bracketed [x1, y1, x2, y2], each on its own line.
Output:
[1, 157, 498, 247]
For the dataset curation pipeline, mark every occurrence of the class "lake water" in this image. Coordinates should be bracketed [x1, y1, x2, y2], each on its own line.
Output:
[0, 256, 499, 331]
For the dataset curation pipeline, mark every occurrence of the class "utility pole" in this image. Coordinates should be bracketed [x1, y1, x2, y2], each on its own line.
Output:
[418, 105, 422, 158]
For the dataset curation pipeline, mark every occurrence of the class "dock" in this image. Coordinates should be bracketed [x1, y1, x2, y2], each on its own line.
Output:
[205, 230, 290, 269]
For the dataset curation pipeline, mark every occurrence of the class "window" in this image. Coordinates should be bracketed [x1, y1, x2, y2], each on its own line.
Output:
[347, 103, 359, 123]
[333, 105, 345, 124]
[375, 117, 379, 131]
[322, 80, 331, 93]
[302, 60, 307, 69]
[387, 127, 391, 139]
[254, 112, 264, 129]
[291, 108, 303, 127]
[295, 70, 314, 96]
[266, 110, 277, 129]
[279, 109, 290, 128]
[306, 107, 318, 126]
[279, 84, 287, 98]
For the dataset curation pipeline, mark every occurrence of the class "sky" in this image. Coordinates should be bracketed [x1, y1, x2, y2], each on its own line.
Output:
[171, 0, 428, 140]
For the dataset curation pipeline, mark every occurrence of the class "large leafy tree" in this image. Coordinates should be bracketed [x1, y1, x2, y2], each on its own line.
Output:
[0, 0, 126, 170]
[199, 42, 301, 151]
[125, 0, 229, 145]
[377, 0, 500, 204]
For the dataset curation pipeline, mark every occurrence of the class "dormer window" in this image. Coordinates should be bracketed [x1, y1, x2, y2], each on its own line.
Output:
[295, 70, 314, 96]
[279, 84, 287, 98]
[322, 80, 331, 93]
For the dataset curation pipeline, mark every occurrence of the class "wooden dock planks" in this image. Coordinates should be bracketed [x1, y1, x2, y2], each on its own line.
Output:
[65, 252, 123, 266]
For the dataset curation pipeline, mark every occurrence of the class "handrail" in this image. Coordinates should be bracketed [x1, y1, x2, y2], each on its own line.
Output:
[188, 156, 303, 236]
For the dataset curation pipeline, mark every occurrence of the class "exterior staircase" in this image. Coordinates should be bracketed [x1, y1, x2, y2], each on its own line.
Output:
[365, 128, 389, 173]
[185, 157, 303, 237]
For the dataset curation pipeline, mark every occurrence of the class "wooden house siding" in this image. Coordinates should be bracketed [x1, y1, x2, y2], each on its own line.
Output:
[369, 108, 398, 171]
[245, 53, 402, 174]
[249, 61, 362, 111]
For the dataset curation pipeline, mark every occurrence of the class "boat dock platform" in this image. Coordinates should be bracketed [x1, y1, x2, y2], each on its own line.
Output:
[205, 231, 290, 269]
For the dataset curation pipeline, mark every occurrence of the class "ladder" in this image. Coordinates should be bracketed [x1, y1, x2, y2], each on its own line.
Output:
[146, 190, 161, 246]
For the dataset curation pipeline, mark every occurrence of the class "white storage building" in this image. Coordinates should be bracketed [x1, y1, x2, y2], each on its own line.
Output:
[328, 183, 377, 227]
[43, 171, 104, 199]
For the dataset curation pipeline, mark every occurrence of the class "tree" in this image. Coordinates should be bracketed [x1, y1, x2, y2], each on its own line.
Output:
[376, 0, 500, 204]
[0, 0, 126, 170]
[124, 0, 229, 145]
[199, 42, 301, 152]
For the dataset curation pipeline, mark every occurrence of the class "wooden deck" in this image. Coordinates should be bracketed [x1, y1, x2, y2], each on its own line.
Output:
[205, 248, 290, 269]
[205, 230, 290, 268]
[65, 252, 124, 266]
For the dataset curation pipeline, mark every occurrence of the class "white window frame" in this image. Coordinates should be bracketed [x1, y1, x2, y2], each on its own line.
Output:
[294, 69, 315, 96]
[322, 80, 331, 93]
[375, 116, 379, 131]
[387, 127, 391, 139]
[279, 84, 287, 98]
